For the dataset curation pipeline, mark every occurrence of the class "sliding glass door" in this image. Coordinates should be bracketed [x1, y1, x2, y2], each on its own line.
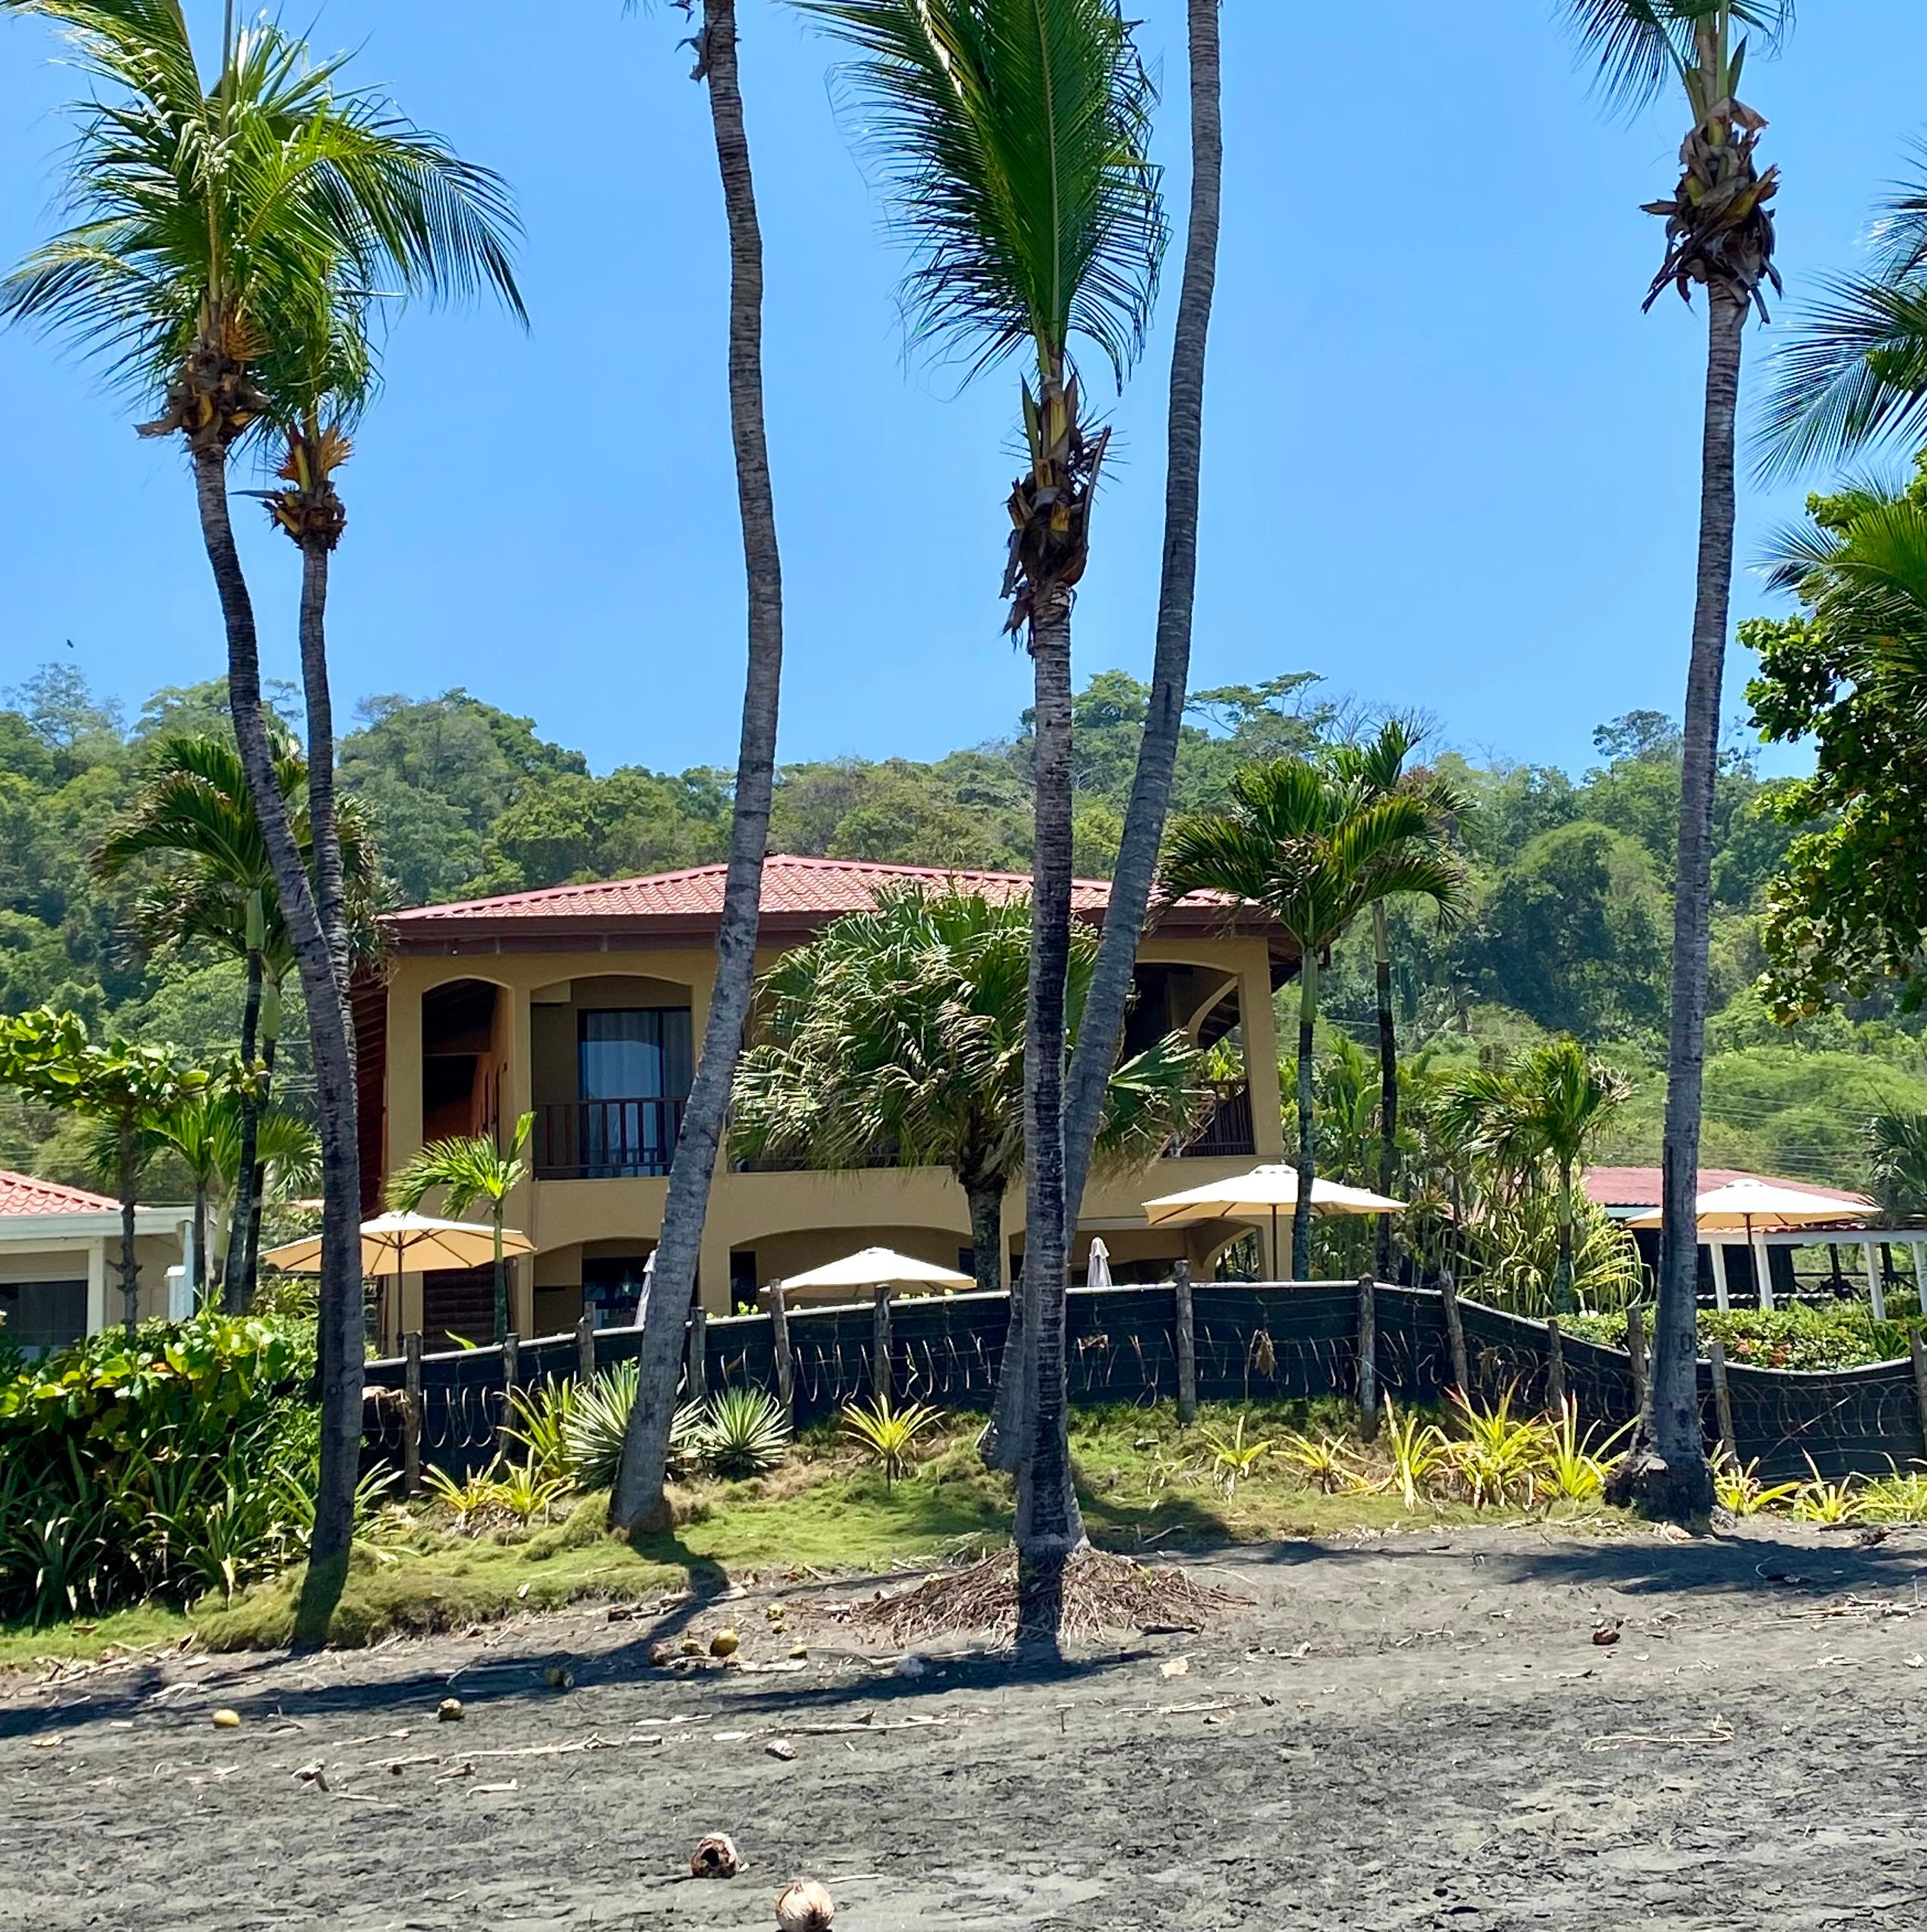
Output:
[578, 1009, 693, 1176]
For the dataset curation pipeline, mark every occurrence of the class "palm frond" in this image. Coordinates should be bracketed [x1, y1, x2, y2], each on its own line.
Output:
[800, 0, 1164, 383]
[1559, 0, 1791, 115]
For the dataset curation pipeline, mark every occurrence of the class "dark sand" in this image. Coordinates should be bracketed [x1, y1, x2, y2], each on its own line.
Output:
[5, 1522, 1925, 1930]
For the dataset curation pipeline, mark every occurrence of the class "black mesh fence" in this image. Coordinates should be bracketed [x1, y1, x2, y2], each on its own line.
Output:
[362, 1281, 1927, 1485]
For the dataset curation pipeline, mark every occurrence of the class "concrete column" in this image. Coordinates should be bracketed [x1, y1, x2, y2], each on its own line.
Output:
[1753, 1232, 1774, 1311]
[85, 1239, 107, 1335]
[506, 981, 537, 1337]
[699, 1218, 733, 1317]
[1709, 1239, 1731, 1313]
[1864, 1239, 1887, 1321]
[387, 972, 425, 1175]
[1237, 944, 1287, 1161]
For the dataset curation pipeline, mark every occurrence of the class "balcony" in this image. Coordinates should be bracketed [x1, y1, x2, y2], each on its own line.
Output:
[536, 1097, 686, 1179]
[1172, 1079, 1257, 1160]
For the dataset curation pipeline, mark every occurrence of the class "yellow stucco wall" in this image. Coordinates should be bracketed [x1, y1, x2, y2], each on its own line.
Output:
[377, 932, 1285, 1347]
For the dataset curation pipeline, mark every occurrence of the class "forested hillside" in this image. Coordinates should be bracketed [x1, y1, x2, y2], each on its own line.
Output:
[5, 661, 1922, 1189]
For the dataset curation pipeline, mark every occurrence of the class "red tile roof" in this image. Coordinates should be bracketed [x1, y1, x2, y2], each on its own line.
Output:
[1583, 1166, 1871, 1210]
[383, 853, 1285, 954]
[0, 1168, 119, 1217]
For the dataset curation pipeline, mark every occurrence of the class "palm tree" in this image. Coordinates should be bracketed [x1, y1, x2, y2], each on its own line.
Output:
[388, 1114, 534, 1344]
[2, 0, 523, 1618]
[1324, 720, 1470, 1280]
[794, 0, 1166, 1602]
[95, 728, 378, 1311]
[1866, 1111, 1927, 1223]
[1161, 760, 1466, 1280]
[609, 0, 788, 1537]
[1437, 1040, 1633, 1317]
[731, 888, 1205, 1294]
[1562, 0, 1788, 1523]
[1060, 0, 1225, 1236]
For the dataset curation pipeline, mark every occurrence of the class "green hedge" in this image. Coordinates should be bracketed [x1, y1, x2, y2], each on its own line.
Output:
[1563, 1302, 1920, 1373]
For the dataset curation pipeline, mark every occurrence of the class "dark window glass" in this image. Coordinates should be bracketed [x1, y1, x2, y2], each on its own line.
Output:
[0, 1278, 88, 1355]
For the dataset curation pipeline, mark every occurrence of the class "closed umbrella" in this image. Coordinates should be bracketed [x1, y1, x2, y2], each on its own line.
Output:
[1085, 1236, 1113, 1290]
[630, 1248, 656, 1328]
[1142, 1165, 1406, 1280]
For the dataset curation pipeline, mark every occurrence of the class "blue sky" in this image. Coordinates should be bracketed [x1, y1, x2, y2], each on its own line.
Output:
[4, 2, 1925, 781]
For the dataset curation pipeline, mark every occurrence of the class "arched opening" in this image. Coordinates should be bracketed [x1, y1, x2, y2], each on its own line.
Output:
[420, 977, 506, 1146]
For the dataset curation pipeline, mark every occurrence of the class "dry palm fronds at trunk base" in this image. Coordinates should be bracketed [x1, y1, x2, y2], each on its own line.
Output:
[846, 1546, 1236, 1647]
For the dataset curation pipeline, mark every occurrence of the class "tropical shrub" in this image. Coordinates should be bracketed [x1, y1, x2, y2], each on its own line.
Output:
[702, 1386, 791, 1480]
[1565, 1302, 1916, 1372]
[0, 1314, 320, 1623]
[1199, 1414, 1271, 1496]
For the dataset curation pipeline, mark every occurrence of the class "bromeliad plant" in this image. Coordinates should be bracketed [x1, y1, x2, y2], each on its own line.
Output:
[841, 1392, 945, 1487]
[1199, 1414, 1272, 1497]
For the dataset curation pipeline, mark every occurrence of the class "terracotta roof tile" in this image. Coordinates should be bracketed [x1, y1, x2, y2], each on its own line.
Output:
[1583, 1165, 1870, 1210]
[383, 853, 1261, 945]
[0, 1168, 119, 1216]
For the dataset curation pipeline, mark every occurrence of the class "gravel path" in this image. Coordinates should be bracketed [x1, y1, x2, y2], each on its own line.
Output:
[4, 1522, 1925, 1930]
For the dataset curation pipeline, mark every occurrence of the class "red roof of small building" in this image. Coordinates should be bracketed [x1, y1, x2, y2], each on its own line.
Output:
[381, 853, 1289, 956]
[1583, 1166, 1871, 1211]
[0, 1168, 119, 1217]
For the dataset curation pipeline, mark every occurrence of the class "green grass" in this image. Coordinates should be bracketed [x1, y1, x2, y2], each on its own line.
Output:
[2, 1398, 1617, 1664]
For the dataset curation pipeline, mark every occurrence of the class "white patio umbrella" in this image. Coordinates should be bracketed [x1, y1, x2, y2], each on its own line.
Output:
[1625, 1179, 1870, 1312]
[774, 1245, 971, 1302]
[263, 1210, 534, 1279]
[1142, 1164, 1406, 1280]
[1085, 1237, 1113, 1290]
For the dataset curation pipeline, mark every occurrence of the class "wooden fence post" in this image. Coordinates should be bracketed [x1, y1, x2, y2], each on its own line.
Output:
[575, 1312, 596, 1385]
[1173, 1261, 1198, 1423]
[686, 1306, 709, 1404]
[871, 1283, 893, 1401]
[403, 1330, 423, 1496]
[1441, 1270, 1470, 1398]
[1544, 1316, 1566, 1417]
[769, 1278, 795, 1418]
[1356, 1275, 1378, 1437]
[1707, 1337, 1737, 1464]
[498, 1333, 519, 1455]
[1910, 1327, 1927, 1464]
[1625, 1305, 1648, 1414]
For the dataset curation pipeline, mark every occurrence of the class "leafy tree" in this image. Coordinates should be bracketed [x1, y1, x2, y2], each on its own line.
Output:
[1438, 1039, 1633, 1315]
[795, 0, 1167, 1610]
[1163, 759, 1465, 1279]
[0, 1007, 209, 1331]
[608, 0, 792, 1539]
[1560, 0, 1790, 1524]
[389, 1114, 534, 1343]
[731, 889, 1203, 1294]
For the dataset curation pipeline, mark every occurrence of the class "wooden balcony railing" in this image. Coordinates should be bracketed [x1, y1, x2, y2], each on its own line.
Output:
[536, 1097, 686, 1179]
[1172, 1079, 1257, 1159]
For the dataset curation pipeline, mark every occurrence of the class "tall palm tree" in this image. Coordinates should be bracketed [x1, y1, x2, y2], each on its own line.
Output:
[1866, 1111, 1927, 1224]
[1060, 0, 1224, 1235]
[1325, 720, 1470, 1281]
[389, 1114, 535, 1344]
[1437, 1040, 1633, 1317]
[1161, 760, 1465, 1280]
[1562, 0, 1789, 1520]
[609, 0, 788, 1537]
[731, 888, 1205, 1294]
[2, 0, 524, 1618]
[794, 0, 1167, 1593]
[95, 728, 378, 1311]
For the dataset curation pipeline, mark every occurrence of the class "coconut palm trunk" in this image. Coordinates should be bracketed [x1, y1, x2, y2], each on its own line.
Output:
[1635, 285, 1745, 1511]
[295, 497, 352, 1018]
[1290, 953, 1318, 1280]
[222, 920, 265, 1312]
[1014, 595, 1084, 1594]
[1059, 0, 1222, 1229]
[611, 0, 783, 1533]
[964, 1168, 1005, 1299]
[192, 442, 365, 1622]
[1371, 901, 1397, 1281]
[116, 1114, 139, 1334]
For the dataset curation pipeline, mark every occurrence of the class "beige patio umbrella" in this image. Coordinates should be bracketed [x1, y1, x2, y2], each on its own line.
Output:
[772, 1245, 971, 1302]
[262, 1210, 535, 1279]
[1626, 1181, 1869, 1312]
[1143, 1164, 1406, 1280]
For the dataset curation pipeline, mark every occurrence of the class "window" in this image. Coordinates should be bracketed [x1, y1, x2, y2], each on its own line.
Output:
[0, 1278, 88, 1356]
[578, 1009, 693, 1176]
